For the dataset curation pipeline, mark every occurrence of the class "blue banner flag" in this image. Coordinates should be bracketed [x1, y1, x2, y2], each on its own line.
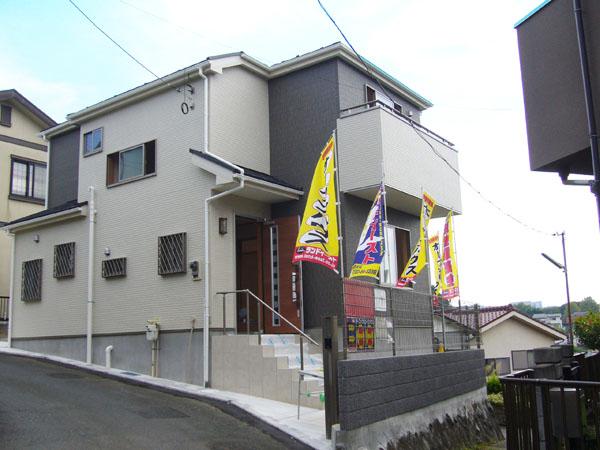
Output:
[349, 185, 386, 279]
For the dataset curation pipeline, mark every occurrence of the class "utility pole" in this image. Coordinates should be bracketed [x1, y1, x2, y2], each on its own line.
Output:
[559, 232, 575, 346]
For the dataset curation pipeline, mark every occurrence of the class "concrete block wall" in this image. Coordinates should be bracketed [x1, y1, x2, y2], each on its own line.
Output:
[338, 349, 485, 430]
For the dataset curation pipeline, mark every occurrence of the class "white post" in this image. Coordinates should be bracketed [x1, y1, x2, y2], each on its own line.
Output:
[86, 186, 96, 364]
[105, 345, 113, 369]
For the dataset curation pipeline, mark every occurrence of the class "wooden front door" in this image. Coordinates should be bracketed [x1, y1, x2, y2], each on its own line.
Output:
[262, 216, 302, 334]
[236, 220, 263, 333]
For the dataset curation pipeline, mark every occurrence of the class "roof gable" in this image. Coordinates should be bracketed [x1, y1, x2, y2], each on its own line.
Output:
[0, 89, 56, 128]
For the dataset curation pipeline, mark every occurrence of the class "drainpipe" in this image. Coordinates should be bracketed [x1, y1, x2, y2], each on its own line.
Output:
[199, 68, 246, 387]
[86, 186, 96, 364]
[7, 232, 15, 347]
[105, 345, 113, 369]
[573, 0, 600, 229]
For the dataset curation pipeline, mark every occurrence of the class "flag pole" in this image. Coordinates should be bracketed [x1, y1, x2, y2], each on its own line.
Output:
[333, 129, 347, 358]
[421, 186, 436, 353]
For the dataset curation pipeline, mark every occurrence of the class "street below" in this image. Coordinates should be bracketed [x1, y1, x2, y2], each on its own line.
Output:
[0, 354, 304, 450]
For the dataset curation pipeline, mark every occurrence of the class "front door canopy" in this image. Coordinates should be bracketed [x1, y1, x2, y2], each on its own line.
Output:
[190, 149, 303, 204]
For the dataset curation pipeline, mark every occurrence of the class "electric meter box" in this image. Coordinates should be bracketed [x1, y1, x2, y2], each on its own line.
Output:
[145, 323, 159, 341]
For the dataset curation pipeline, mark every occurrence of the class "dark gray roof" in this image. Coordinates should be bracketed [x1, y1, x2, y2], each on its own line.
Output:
[0, 89, 56, 128]
[189, 149, 302, 191]
[4, 200, 87, 228]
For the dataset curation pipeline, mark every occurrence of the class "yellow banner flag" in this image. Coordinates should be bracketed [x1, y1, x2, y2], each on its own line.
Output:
[429, 234, 443, 297]
[292, 136, 339, 272]
[397, 192, 436, 288]
[442, 211, 459, 299]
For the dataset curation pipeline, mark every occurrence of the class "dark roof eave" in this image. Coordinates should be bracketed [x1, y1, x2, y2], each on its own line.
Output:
[4, 200, 87, 228]
[189, 149, 302, 191]
[0, 89, 57, 128]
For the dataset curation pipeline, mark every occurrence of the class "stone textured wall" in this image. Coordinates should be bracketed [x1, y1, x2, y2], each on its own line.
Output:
[338, 349, 485, 430]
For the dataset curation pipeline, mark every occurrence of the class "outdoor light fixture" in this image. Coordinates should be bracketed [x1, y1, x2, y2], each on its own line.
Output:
[218, 217, 227, 235]
[33, 234, 39, 243]
[541, 232, 574, 345]
[104, 247, 111, 256]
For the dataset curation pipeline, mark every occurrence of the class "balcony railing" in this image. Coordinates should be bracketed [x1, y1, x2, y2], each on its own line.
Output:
[336, 101, 462, 217]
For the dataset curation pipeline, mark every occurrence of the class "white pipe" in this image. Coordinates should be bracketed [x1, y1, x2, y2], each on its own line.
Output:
[7, 232, 15, 347]
[44, 139, 51, 209]
[86, 186, 96, 364]
[105, 345, 113, 369]
[200, 69, 246, 387]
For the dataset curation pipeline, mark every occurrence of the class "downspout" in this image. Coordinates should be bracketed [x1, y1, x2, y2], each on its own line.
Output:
[199, 69, 246, 387]
[573, 0, 600, 229]
[7, 232, 15, 347]
[86, 186, 96, 364]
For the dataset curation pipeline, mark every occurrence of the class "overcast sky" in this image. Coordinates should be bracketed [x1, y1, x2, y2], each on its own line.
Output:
[1, 0, 597, 307]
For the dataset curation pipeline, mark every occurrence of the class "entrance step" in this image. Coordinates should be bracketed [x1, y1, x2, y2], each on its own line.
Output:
[211, 334, 324, 409]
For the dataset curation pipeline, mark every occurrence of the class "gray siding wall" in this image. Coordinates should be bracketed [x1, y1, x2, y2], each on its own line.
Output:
[337, 349, 485, 430]
[337, 60, 422, 122]
[269, 59, 426, 329]
[48, 128, 80, 208]
[269, 60, 344, 329]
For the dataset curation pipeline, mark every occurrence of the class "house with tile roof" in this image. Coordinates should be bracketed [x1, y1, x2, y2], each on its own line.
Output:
[445, 305, 566, 374]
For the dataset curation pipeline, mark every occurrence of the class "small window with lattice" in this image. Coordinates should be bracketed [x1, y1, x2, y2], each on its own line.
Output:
[54, 242, 75, 278]
[22, 259, 42, 302]
[158, 232, 187, 275]
[102, 257, 127, 278]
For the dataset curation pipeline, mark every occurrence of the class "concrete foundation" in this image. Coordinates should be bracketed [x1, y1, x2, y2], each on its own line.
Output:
[11, 330, 205, 385]
[333, 387, 503, 450]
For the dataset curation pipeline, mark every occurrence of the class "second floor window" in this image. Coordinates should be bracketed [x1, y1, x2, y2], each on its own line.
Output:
[107, 140, 156, 186]
[0, 104, 12, 127]
[10, 157, 46, 203]
[83, 128, 103, 156]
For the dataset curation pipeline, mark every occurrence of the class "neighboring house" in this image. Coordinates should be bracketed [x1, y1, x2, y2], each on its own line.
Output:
[2, 43, 461, 390]
[532, 313, 563, 331]
[0, 89, 55, 333]
[447, 305, 566, 374]
[515, 0, 600, 179]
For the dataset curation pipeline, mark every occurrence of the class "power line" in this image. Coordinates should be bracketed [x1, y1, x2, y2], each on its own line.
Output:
[315, 0, 552, 236]
[68, 0, 161, 80]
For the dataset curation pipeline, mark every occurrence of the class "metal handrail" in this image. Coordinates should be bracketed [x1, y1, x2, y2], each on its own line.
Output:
[215, 289, 319, 347]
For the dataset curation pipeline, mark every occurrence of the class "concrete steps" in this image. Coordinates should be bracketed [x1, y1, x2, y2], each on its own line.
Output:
[211, 334, 324, 409]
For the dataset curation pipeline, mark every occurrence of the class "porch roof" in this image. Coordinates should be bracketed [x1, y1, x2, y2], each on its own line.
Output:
[190, 149, 303, 203]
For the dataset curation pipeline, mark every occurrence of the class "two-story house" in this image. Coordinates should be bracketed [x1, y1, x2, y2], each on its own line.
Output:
[0, 89, 55, 337]
[3, 44, 461, 398]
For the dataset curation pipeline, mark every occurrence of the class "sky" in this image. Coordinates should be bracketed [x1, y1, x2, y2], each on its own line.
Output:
[1, 0, 597, 308]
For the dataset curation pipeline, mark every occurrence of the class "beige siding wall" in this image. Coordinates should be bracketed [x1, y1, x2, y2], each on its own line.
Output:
[11, 68, 273, 338]
[12, 218, 88, 338]
[0, 106, 48, 297]
[209, 66, 270, 174]
[0, 105, 46, 144]
[481, 318, 559, 361]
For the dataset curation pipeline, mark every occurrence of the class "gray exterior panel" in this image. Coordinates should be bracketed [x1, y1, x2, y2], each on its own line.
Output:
[48, 128, 80, 208]
[516, 0, 600, 175]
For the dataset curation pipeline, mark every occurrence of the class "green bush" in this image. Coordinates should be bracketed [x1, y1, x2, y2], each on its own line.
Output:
[574, 312, 600, 350]
[488, 392, 504, 407]
[487, 373, 502, 394]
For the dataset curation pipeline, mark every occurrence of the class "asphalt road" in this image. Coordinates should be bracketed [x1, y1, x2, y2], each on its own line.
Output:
[0, 354, 307, 450]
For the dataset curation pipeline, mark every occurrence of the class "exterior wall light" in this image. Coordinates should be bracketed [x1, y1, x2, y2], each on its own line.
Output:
[218, 217, 227, 235]
[104, 247, 111, 256]
[33, 234, 40, 243]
